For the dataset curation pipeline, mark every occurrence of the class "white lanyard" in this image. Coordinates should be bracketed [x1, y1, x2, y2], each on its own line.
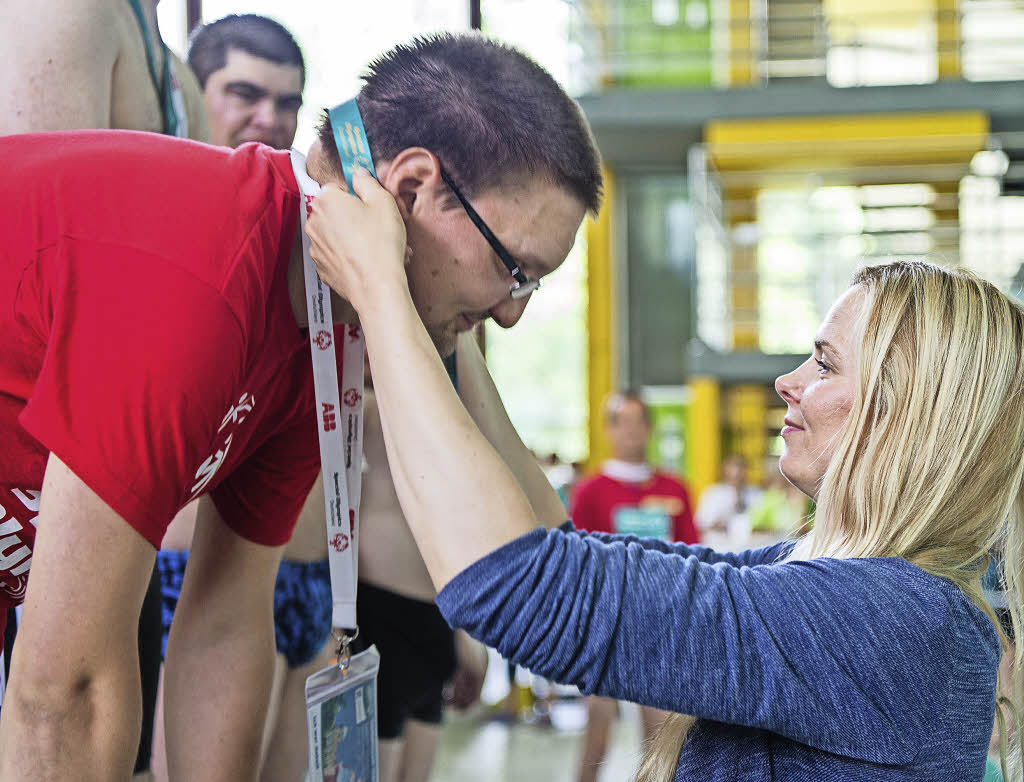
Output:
[290, 149, 364, 632]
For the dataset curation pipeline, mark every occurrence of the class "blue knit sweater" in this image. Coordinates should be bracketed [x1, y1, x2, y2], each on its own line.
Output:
[435, 526, 1000, 781]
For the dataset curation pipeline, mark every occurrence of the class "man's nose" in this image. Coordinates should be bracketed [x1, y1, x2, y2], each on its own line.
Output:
[252, 98, 276, 127]
[488, 293, 531, 329]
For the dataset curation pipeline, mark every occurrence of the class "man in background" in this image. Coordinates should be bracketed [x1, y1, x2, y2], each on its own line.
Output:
[187, 13, 304, 150]
[570, 389, 698, 782]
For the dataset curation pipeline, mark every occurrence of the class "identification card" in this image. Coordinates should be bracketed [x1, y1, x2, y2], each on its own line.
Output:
[305, 646, 381, 782]
[613, 506, 672, 541]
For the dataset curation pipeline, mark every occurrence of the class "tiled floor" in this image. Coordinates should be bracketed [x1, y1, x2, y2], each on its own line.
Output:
[431, 697, 645, 782]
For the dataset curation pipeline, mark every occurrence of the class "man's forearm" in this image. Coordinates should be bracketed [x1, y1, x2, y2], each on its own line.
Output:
[164, 499, 282, 782]
[164, 619, 276, 781]
[0, 455, 157, 781]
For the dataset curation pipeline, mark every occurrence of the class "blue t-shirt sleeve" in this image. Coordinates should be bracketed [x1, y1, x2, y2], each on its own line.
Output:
[436, 528, 985, 763]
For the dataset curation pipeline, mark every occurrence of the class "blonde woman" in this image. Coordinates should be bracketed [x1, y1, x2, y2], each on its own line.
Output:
[305, 169, 1022, 782]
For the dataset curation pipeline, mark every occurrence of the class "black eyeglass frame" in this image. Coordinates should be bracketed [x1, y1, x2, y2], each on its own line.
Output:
[439, 167, 541, 300]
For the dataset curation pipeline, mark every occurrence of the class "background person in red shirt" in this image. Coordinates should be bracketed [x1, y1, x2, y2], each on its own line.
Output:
[570, 389, 698, 782]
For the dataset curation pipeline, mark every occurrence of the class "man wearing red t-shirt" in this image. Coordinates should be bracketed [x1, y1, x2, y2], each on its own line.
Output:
[0, 5, 210, 778]
[570, 389, 698, 782]
[0, 34, 602, 781]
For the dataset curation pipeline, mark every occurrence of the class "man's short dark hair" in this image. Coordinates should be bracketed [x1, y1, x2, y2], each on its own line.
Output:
[316, 32, 602, 214]
[188, 14, 305, 89]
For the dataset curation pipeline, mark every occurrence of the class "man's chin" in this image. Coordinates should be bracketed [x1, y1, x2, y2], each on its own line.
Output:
[425, 323, 457, 358]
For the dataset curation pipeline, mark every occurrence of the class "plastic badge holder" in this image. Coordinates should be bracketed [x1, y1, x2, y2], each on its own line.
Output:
[305, 644, 381, 782]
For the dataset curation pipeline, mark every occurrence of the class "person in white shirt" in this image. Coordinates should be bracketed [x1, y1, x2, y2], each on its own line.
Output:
[694, 455, 762, 550]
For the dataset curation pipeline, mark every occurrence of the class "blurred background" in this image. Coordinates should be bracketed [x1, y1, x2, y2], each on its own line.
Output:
[160, 0, 1024, 493]
[158, 2, 1024, 778]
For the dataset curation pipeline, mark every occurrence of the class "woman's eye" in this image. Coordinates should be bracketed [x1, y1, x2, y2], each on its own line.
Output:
[816, 359, 830, 375]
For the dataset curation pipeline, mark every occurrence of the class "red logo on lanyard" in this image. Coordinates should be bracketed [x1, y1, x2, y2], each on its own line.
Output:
[349, 508, 356, 533]
[343, 388, 362, 407]
[304, 194, 315, 217]
[348, 324, 362, 342]
[322, 402, 337, 431]
[329, 532, 349, 553]
[313, 330, 333, 350]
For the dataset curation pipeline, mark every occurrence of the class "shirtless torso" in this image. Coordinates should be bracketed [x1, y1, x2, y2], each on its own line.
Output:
[358, 388, 436, 600]
[206, 381, 436, 577]
[0, 0, 206, 137]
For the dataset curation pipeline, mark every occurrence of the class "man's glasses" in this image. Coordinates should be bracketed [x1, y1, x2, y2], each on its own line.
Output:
[439, 167, 541, 300]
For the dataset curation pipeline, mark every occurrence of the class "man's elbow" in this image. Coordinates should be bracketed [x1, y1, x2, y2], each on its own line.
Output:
[7, 664, 99, 720]
[7, 635, 135, 714]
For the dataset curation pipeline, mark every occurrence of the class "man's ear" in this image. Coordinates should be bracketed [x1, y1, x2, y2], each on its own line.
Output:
[376, 148, 443, 221]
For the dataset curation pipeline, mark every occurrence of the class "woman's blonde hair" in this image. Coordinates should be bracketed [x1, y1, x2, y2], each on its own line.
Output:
[636, 260, 1024, 781]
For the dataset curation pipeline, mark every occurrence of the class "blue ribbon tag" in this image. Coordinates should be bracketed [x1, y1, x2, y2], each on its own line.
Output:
[613, 506, 672, 542]
[328, 99, 378, 192]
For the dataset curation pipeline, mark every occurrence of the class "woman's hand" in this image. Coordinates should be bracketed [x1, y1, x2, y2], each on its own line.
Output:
[305, 168, 410, 313]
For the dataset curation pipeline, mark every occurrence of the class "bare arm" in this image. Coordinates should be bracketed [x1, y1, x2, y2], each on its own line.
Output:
[305, 175, 537, 590]
[164, 496, 282, 781]
[455, 333, 568, 529]
[0, 0, 118, 133]
[0, 455, 155, 780]
[372, 302, 534, 590]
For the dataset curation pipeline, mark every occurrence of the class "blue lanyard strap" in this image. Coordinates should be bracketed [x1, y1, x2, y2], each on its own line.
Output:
[328, 100, 377, 192]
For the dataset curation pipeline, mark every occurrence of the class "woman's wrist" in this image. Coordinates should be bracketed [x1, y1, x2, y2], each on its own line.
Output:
[357, 284, 427, 359]
[358, 277, 415, 325]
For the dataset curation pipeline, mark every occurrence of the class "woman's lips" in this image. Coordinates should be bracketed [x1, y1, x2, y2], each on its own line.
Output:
[782, 417, 804, 436]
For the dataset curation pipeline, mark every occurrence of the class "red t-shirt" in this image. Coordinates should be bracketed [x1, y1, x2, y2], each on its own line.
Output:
[570, 469, 699, 544]
[0, 130, 342, 609]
